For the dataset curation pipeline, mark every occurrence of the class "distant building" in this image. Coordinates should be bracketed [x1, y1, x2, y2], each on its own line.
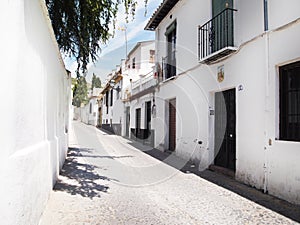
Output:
[100, 41, 156, 138]
[80, 88, 102, 126]
[100, 67, 123, 134]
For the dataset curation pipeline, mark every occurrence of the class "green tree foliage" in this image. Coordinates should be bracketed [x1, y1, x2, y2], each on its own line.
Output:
[47, 0, 148, 107]
[91, 73, 102, 89]
[71, 77, 77, 87]
[46, 0, 147, 75]
[72, 76, 88, 107]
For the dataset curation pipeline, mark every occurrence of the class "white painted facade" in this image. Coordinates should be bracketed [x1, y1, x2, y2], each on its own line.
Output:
[101, 41, 155, 136]
[146, 0, 300, 205]
[101, 69, 123, 134]
[0, 0, 72, 224]
[128, 71, 157, 146]
[122, 41, 156, 138]
[76, 88, 102, 126]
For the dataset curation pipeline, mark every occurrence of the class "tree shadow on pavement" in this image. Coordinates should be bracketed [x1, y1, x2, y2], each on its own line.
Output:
[54, 148, 113, 199]
[68, 147, 134, 159]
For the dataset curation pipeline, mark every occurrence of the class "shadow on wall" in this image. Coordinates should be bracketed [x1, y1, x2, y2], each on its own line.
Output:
[54, 148, 113, 199]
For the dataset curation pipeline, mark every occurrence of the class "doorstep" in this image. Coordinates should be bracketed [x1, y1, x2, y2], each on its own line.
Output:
[208, 164, 235, 178]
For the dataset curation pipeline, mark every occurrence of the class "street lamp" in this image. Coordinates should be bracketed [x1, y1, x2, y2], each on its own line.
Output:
[109, 79, 121, 92]
[152, 96, 157, 118]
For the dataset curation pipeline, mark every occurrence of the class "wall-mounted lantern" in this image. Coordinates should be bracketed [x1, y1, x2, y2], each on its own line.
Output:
[109, 79, 121, 92]
[152, 96, 157, 118]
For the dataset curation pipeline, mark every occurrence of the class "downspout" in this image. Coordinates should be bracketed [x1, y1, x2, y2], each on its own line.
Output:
[263, 0, 269, 194]
[263, 0, 269, 31]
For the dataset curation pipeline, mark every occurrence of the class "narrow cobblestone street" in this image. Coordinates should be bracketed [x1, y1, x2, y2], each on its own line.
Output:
[39, 122, 300, 225]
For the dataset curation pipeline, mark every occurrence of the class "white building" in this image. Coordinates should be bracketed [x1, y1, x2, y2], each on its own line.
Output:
[87, 88, 102, 126]
[0, 0, 72, 224]
[101, 41, 156, 137]
[145, 0, 300, 205]
[101, 67, 123, 134]
[75, 88, 102, 126]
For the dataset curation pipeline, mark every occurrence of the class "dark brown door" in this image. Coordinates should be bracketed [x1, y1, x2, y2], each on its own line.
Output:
[214, 89, 236, 171]
[136, 108, 141, 139]
[125, 107, 130, 137]
[145, 101, 151, 138]
[169, 99, 176, 151]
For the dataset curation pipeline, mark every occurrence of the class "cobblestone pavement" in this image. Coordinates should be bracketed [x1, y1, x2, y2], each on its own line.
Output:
[39, 122, 299, 225]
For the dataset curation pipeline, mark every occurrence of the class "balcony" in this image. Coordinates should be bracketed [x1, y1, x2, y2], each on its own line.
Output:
[198, 8, 237, 63]
[130, 71, 157, 100]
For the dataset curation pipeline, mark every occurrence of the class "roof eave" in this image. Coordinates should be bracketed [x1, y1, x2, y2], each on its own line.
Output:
[144, 0, 179, 31]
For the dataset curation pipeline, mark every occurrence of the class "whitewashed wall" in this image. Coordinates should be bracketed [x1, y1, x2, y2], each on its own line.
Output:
[101, 41, 155, 136]
[0, 0, 71, 224]
[76, 98, 99, 126]
[125, 41, 155, 81]
[88, 98, 99, 126]
[268, 0, 300, 30]
[266, 19, 300, 204]
[153, 0, 300, 204]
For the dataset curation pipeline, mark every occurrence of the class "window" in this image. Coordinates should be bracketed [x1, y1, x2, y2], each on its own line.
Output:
[132, 57, 136, 69]
[279, 61, 300, 141]
[110, 89, 113, 106]
[165, 21, 176, 79]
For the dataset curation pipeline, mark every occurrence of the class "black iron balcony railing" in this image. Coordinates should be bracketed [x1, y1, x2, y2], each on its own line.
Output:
[198, 8, 237, 62]
[162, 55, 176, 80]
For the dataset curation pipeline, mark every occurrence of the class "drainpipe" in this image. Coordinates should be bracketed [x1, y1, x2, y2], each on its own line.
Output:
[263, 0, 270, 194]
[264, 0, 269, 31]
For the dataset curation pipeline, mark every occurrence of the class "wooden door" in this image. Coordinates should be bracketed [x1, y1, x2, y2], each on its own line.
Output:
[169, 99, 176, 151]
[136, 108, 141, 139]
[214, 89, 236, 171]
[145, 101, 151, 138]
[125, 107, 130, 137]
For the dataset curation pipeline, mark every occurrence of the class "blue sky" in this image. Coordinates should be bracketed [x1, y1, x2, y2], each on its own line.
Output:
[65, 0, 162, 83]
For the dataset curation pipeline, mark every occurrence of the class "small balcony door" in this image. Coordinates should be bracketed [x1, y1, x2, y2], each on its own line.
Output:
[166, 22, 176, 79]
[212, 0, 234, 52]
